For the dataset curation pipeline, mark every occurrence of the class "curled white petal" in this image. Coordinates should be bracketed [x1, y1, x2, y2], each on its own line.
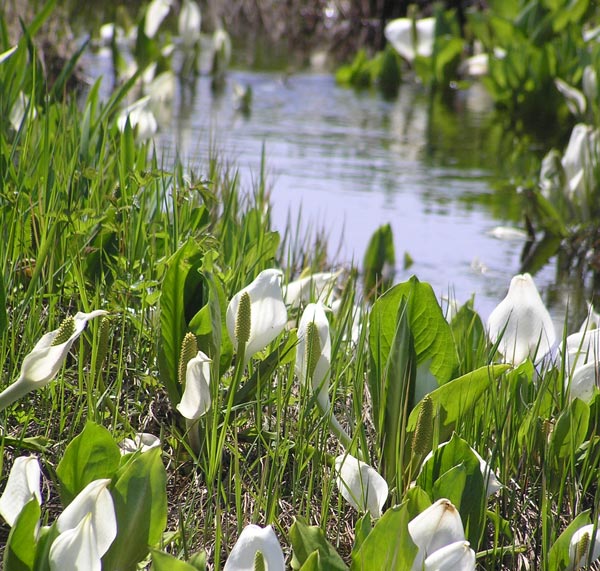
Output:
[567, 361, 599, 403]
[334, 454, 388, 519]
[0, 456, 42, 526]
[384, 17, 435, 63]
[223, 524, 285, 571]
[295, 302, 331, 409]
[423, 540, 476, 571]
[179, 0, 201, 47]
[144, 0, 171, 38]
[226, 269, 288, 359]
[283, 271, 340, 308]
[57, 479, 116, 557]
[50, 513, 101, 571]
[118, 432, 161, 455]
[176, 351, 212, 420]
[408, 499, 466, 571]
[487, 273, 556, 364]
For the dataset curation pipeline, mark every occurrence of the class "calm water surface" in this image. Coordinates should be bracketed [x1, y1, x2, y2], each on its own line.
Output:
[85, 48, 582, 326]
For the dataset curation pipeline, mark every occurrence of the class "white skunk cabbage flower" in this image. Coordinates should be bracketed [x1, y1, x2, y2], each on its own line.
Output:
[296, 302, 352, 446]
[567, 361, 599, 402]
[223, 524, 285, 571]
[118, 432, 161, 455]
[0, 310, 107, 411]
[423, 540, 476, 571]
[334, 453, 388, 518]
[144, 0, 171, 38]
[117, 96, 158, 142]
[408, 499, 466, 571]
[283, 271, 340, 308]
[9, 91, 37, 132]
[487, 273, 556, 365]
[569, 523, 600, 570]
[0, 456, 42, 526]
[226, 269, 287, 361]
[384, 17, 435, 63]
[421, 442, 502, 497]
[52, 479, 117, 569]
[296, 302, 331, 410]
[179, 0, 201, 48]
[176, 351, 212, 420]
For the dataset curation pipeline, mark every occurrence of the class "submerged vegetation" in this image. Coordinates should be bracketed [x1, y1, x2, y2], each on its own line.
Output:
[4, 1, 600, 570]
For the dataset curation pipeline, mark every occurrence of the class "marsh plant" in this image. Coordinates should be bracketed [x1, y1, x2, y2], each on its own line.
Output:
[3, 2, 600, 571]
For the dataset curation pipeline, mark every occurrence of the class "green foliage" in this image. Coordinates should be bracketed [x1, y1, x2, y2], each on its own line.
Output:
[289, 517, 348, 571]
[362, 223, 395, 297]
[56, 421, 121, 505]
[4, 499, 41, 571]
[103, 447, 168, 571]
[350, 503, 417, 570]
[335, 47, 402, 96]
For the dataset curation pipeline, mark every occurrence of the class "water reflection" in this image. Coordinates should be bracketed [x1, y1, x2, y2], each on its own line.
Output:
[82, 45, 587, 327]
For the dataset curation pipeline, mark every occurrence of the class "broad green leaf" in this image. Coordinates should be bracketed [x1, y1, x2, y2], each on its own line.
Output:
[299, 551, 320, 571]
[4, 498, 40, 571]
[550, 398, 590, 463]
[151, 549, 199, 571]
[158, 239, 205, 405]
[363, 224, 395, 296]
[419, 434, 486, 548]
[548, 510, 591, 571]
[406, 365, 510, 445]
[350, 513, 372, 563]
[103, 447, 168, 571]
[289, 517, 348, 571]
[351, 503, 417, 571]
[56, 422, 121, 505]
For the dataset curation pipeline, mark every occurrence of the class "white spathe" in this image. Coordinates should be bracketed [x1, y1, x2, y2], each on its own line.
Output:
[0, 456, 42, 526]
[423, 540, 476, 571]
[408, 499, 466, 571]
[117, 96, 158, 142]
[567, 361, 598, 402]
[295, 302, 331, 410]
[569, 523, 600, 569]
[223, 524, 285, 571]
[179, 0, 201, 48]
[0, 310, 107, 411]
[487, 273, 556, 365]
[226, 269, 288, 359]
[283, 271, 340, 308]
[50, 513, 101, 571]
[144, 0, 171, 38]
[56, 479, 117, 558]
[384, 17, 435, 63]
[118, 432, 161, 455]
[176, 350, 212, 420]
[334, 453, 388, 519]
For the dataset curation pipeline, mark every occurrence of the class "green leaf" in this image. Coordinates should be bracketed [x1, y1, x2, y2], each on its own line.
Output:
[419, 434, 486, 547]
[548, 510, 591, 571]
[299, 550, 321, 571]
[56, 422, 121, 505]
[363, 224, 395, 296]
[289, 517, 348, 571]
[351, 503, 417, 571]
[158, 239, 205, 406]
[350, 513, 372, 563]
[550, 398, 590, 463]
[406, 365, 510, 445]
[0, 269, 6, 336]
[151, 549, 199, 571]
[103, 447, 168, 571]
[4, 498, 40, 571]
